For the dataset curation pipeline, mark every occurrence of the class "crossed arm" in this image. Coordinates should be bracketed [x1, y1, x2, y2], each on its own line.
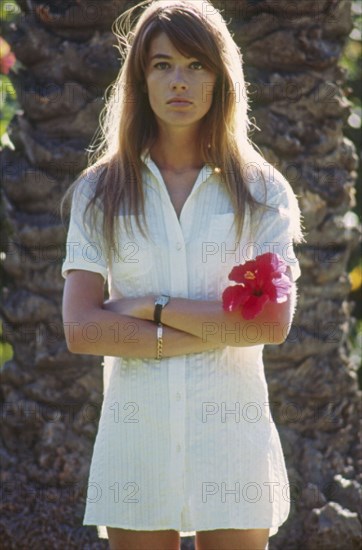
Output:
[62, 268, 296, 359]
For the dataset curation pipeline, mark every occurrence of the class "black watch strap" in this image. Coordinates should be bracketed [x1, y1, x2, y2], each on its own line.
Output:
[154, 304, 163, 324]
[154, 295, 170, 324]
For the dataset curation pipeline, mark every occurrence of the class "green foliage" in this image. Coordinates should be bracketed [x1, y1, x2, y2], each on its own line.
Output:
[0, 2, 20, 366]
[0, 1, 20, 141]
[0, 320, 13, 367]
[0, 74, 18, 141]
[339, 3, 362, 382]
[0, 1, 20, 23]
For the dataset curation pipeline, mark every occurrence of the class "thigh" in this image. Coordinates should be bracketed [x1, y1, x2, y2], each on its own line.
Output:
[196, 528, 270, 550]
[106, 527, 180, 550]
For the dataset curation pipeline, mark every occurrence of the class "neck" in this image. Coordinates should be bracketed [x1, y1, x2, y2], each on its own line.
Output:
[149, 125, 204, 172]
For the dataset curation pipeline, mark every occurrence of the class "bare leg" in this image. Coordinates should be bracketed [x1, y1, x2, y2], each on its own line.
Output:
[196, 528, 270, 550]
[106, 527, 180, 550]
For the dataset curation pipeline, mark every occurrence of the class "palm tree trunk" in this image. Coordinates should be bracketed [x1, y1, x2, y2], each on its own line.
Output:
[0, 1, 360, 548]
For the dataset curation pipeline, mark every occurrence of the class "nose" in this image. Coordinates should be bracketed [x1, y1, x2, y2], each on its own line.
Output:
[169, 67, 188, 90]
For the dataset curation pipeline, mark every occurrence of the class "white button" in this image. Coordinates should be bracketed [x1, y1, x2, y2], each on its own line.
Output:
[176, 242, 182, 250]
[176, 444, 181, 452]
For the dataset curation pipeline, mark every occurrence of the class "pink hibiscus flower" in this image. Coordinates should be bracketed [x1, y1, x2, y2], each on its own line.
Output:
[222, 252, 292, 320]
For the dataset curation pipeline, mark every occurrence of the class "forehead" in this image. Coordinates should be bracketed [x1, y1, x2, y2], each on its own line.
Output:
[148, 32, 193, 59]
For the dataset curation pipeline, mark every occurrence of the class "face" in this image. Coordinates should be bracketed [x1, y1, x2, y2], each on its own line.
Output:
[144, 32, 217, 132]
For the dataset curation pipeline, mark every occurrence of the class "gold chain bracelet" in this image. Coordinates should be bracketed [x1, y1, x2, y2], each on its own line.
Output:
[155, 323, 163, 360]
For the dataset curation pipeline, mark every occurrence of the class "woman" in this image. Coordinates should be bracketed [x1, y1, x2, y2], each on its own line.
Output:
[61, 1, 304, 549]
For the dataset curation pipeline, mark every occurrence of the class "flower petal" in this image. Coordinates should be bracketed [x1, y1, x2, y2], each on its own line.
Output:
[222, 285, 250, 312]
[272, 273, 292, 302]
[241, 294, 270, 320]
[228, 259, 258, 283]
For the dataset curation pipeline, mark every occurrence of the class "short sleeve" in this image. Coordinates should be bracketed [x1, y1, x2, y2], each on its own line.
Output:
[248, 173, 305, 282]
[61, 178, 108, 283]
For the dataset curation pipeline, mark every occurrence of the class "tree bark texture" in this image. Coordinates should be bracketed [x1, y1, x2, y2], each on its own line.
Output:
[0, 1, 360, 548]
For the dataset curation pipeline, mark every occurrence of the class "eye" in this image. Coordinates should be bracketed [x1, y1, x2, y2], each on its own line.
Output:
[154, 62, 170, 70]
[190, 61, 204, 70]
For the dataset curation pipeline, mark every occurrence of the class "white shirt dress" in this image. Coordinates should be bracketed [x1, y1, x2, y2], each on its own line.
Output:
[61, 151, 302, 539]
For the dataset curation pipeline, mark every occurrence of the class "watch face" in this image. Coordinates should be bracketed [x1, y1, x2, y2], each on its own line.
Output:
[158, 295, 170, 307]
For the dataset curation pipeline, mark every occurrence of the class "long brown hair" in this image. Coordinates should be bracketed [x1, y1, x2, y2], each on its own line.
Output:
[60, 0, 304, 262]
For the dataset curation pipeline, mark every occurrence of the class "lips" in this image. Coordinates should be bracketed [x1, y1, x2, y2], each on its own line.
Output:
[167, 98, 193, 104]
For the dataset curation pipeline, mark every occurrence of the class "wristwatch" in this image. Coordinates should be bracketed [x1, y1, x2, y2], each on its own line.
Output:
[154, 294, 170, 324]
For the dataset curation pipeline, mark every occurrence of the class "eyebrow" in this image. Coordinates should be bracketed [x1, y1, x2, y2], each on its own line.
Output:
[149, 53, 192, 61]
[149, 53, 172, 61]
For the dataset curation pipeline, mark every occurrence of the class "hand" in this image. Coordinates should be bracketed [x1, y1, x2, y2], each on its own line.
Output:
[103, 295, 155, 320]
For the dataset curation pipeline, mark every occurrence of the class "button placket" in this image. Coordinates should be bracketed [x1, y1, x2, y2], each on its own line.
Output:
[151, 181, 187, 526]
[142, 153, 213, 527]
[163, 206, 187, 524]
